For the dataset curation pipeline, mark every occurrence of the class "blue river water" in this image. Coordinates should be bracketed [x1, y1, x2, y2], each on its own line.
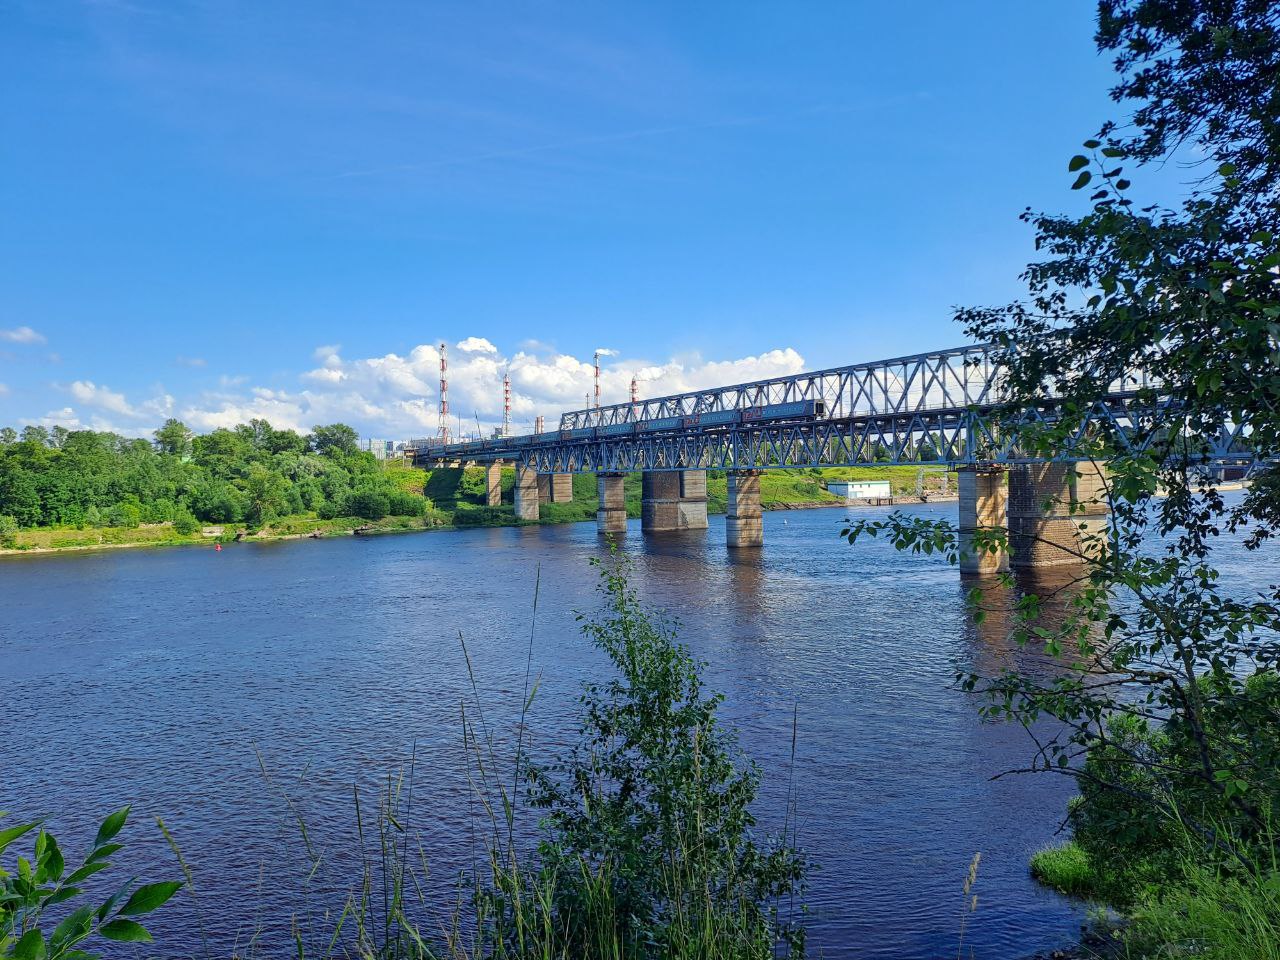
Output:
[2, 502, 1152, 958]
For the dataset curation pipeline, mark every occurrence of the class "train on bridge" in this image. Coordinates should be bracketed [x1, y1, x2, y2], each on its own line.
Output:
[413, 399, 825, 461]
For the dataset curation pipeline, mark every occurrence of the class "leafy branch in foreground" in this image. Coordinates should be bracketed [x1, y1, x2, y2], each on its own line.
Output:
[1, 806, 182, 959]
[843, 0, 1280, 919]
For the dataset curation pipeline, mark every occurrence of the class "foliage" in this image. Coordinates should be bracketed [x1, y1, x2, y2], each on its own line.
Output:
[0, 418, 421, 534]
[0, 806, 180, 958]
[840, 0, 1280, 939]
[1122, 856, 1280, 960]
[1028, 842, 1097, 899]
[499, 557, 807, 958]
[345, 489, 389, 521]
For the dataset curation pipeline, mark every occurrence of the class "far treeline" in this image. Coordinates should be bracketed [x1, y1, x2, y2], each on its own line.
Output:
[0, 419, 425, 535]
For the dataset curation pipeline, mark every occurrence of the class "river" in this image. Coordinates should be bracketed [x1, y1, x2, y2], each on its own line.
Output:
[3, 502, 1138, 958]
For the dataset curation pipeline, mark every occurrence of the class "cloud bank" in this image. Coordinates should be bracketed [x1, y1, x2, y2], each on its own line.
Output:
[28, 338, 806, 440]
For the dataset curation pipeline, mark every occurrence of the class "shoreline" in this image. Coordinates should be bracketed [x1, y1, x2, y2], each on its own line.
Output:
[0, 493, 948, 560]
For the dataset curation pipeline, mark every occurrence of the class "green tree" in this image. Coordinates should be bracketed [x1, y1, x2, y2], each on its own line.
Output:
[153, 418, 193, 457]
[242, 464, 287, 526]
[0, 427, 16, 446]
[309, 423, 360, 457]
[20, 426, 49, 447]
[845, 0, 1280, 886]
[345, 489, 388, 520]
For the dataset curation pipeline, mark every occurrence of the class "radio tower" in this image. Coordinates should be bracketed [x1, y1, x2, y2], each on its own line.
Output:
[437, 342, 450, 446]
[593, 350, 602, 409]
[630, 375, 638, 405]
[501, 373, 511, 438]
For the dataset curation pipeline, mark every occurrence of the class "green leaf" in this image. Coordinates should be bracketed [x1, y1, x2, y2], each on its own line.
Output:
[1101, 146, 1124, 158]
[1071, 171, 1092, 190]
[49, 905, 95, 952]
[12, 929, 47, 960]
[117, 881, 182, 917]
[98, 919, 152, 943]
[0, 821, 41, 857]
[85, 843, 122, 864]
[43, 886, 83, 907]
[1082, 139, 1100, 149]
[1068, 154, 1089, 172]
[93, 808, 129, 849]
[1218, 161, 1236, 175]
[64, 861, 109, 886]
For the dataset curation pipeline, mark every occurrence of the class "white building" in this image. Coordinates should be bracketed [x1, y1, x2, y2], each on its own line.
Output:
[827, 479, 892, 500]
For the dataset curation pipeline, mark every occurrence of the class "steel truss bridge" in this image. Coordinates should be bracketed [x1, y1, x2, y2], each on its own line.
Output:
[409, 343, 1254, 473]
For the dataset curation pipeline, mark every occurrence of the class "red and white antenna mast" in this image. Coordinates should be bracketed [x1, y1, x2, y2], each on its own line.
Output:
[593, 350, 601, 409]
[502, 372, 511, 438]
[437, 341, 450, 446]
[630, 375, 638, 405]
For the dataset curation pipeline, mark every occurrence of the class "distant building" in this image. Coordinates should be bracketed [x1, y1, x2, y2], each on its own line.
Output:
[364, 438, 396, 460]
[827, 479, 892, 501]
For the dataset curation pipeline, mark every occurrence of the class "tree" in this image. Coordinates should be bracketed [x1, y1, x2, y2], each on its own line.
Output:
[20, 426, 49, 447]
[345, 489, 388, 520]
[242, 465, 287, 526]
[0, 428, 16, 446]
[309, 423, 360, 457]
[846, 0, 1280, 885]
[153, 418, 193, 457]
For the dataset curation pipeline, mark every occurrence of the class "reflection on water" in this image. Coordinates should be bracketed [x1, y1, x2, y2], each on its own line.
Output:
[2, 503, 1169, 958]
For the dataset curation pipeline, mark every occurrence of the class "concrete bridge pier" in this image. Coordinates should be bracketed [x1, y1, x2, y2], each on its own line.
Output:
[597, 473, 628, 536]
[958, 467, 1008, 575]
[514, 465, 539, 521]
[726, 471, 764, 548]
[1008, 463, 1109, 570]
[537, 473, 574, 504]
[641, 470, 709, 533]
[485, 462, 503, 507]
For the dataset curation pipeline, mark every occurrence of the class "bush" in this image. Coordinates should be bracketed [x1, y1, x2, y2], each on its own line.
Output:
[316, 499, 341, 520]
[106, 503, 142, 528]
[172, 512, 201, 536]
[506, 558, 808, 956]
[345, 489, 388, 520]
[386, 491, 425, 517]
[0, 514, 17, 549]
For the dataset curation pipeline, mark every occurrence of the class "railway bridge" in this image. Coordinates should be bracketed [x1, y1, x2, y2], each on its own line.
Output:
[408, 344, 1251, 574]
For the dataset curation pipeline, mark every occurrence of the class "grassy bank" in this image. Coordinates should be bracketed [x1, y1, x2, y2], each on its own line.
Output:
[1, 463, 949, 556]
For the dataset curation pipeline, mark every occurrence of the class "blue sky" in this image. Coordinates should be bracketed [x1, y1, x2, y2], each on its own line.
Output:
[1, 1, 1131, 438]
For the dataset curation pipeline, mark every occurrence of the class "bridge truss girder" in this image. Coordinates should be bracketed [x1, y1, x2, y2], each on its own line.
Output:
[424, 398, 1253, 474]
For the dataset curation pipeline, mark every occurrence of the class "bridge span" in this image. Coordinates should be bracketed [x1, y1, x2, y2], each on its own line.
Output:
[407, 343, 1252, 573]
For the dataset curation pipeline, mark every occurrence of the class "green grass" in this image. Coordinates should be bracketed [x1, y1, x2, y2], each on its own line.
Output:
[1122, 864, 1280, 960]
[1029, 842, 1101, 898]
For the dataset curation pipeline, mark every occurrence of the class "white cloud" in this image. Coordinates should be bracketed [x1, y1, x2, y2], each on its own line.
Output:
[0, 326, 46, 345]
[176, 355, 207, 367]
[63, 381, 174, 423]
[456, 336, 498, 354]
[69, 380, 137, 417]
[0, 383, 8, 396]
[237, 339, 807, 439]
[21, 338, 808, 442]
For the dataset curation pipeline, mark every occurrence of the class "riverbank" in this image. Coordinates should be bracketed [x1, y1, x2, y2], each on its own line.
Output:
[2, 464, 955, 558]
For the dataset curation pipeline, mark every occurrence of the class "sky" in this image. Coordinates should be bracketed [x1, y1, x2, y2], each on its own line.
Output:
[1, 1, 1137, 441]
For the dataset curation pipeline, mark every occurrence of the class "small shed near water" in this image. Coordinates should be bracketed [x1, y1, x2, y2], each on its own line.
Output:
[827, 479, 893, 501]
